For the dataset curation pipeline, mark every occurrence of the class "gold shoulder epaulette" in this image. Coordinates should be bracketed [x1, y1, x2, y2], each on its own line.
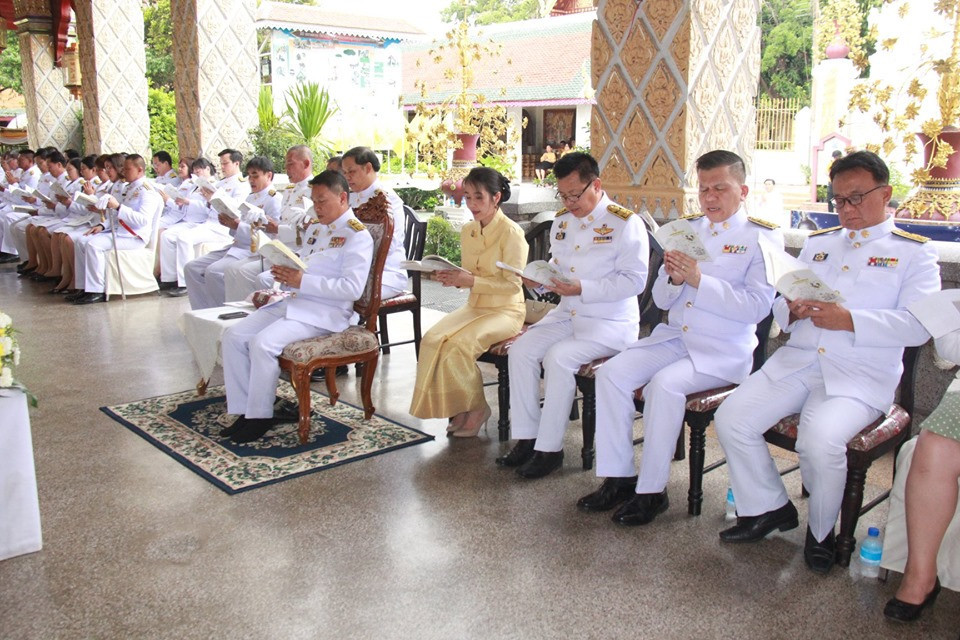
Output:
[268, 189, 277, 196]
[810, 225, 842, 236]
[555, 207, 570, 216]
[748, 216, 779, 229]
[285, 183, 296, 190]
[680, 213, 705, 220]
[141, 182, 153, 191]
[892, 228, 930, 243]
[348, 218, 366, 232]
[238, 176, 248, 182]
[607, 203, 634, 220]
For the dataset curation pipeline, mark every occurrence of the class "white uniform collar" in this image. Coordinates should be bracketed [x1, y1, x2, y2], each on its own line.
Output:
[843, 215, 893, 245]
[706, 206, 747, 236]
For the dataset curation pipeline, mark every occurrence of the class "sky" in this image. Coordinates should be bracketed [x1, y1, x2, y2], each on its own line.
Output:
[320, 0, 452, 35]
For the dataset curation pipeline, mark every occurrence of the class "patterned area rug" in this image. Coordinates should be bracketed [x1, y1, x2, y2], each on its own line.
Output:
[101, 382, 433, 494]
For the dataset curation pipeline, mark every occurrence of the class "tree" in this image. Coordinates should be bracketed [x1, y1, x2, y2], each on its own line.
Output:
[148, 87, 178, 162]
[142, 0, 174, 90]
[0, 36, 22, 95]
[759, 0, 814, 103]
[441, 0, 544, 25]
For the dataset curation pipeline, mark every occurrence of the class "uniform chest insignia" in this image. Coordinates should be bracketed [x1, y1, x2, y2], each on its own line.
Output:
[555, 231, 566, 240]
[593, 224, 614, 235]
[722, 244, 748, 254]
[268, 189, 276, 196]
[348, 218, 366, 232]
[892, 229, 930, 243]
[747, 216, 779, 229]
[558, 220, 568, 230]
[867, 256, 899, 268]
[812, 252, 829, 262]
[593, 235, 612, 244]
[329, 236, 346, 248]
[607, 204, 634, 220]
[307, 236, 317, 245]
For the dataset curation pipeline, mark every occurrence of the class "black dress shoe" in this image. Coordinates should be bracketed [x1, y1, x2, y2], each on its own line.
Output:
[64, 289, 86, 302]
[219, 416, 245, 437]
[803, 526, 836, 574]
[310, 365, 349, 381]
[274, 397, 313, 422]
[229, 417, 276, 443]
[0, 252, 19, 263]
[73, 292, 106, 305]
[17, 266, 36, 277]
[15, 261, 30, 272]
[577, 476, 638, 512]
[158, 280, 176, 290]
[884, 578, 941, 623]
[719, 500, 799, 543]
[612, 490, 669, 526]
[164, 286, 189, 297]
[30, 272, 56, 282]
[495, 439, 535, 467]
[516, 450, 563, 479]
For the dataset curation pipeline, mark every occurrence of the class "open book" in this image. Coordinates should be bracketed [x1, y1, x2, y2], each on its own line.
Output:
[255, 231, 307, 270]
[10, 187, 34, 201]
[162, 183, 182, 200]
[31, 188, 56, 206]
[400, 255, 468, 273]
[75, 192, 99, 208]
[209, 193, 241, 220]
[907, 289, 960, 339]
[49, 181, 72, 199]
[496, 260, 572, 287]
[654, 219, 713, 262]
[192, 175, 218, 193]
[758, 234, 844, 303]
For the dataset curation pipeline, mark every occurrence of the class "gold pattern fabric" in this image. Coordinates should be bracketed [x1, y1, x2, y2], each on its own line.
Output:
[410, 210, 527, 418]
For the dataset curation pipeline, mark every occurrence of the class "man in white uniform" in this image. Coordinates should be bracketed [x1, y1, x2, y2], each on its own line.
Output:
[0, 150, 35, 263]
[714, 151, 941, 573]
[71, 154, 164, 305]
[7, 148, 56, 271]
[183, 156, 282, 309]
[498, 152, 649, 478]
[220, 170, 373, 444]
[159, 149, 250, 295]
[221, 145, 314, 302]
[577, 150, 781, 524]
[152, 151, 180, 187]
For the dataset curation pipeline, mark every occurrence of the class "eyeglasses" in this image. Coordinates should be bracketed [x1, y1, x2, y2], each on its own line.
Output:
[555, 182, 592, 204]
[830, 184, 886, 210]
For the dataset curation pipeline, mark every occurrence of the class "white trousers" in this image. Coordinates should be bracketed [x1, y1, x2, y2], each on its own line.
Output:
[224, 256, 267, 302]
[77, 232, 145, 293]
[508, 320, 619, 452]
[221, 302, 329, 419]
[9, 217, 33, 260]
[159, 222, 229, 286]
[184, 249, 231, 310]
[714, 364, 882, 542]
[595, 340, 728, 492]
[0, 209, 29, 254]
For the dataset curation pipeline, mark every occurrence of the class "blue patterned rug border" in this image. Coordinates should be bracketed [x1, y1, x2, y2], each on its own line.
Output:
[100, 388, 433, 495]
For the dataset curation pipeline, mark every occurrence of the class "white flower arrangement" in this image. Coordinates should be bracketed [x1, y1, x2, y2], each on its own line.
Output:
[0, 310, 36, 407]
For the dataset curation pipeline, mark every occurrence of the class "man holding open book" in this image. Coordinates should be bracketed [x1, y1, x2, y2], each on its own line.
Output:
[714, 151, 941, 574]
[220, 170, 373, 444]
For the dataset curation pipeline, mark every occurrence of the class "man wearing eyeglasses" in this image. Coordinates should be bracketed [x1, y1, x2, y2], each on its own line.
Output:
[714, 150, 941, 574]
[496, 152, 649, 478]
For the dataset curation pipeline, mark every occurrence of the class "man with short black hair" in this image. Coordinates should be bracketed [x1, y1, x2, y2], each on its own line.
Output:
[152, 151, 179, 186]
[220, 170, 373, 444]
[715, 150, 941, 574]
[497, 152, 649, 479]
[0, 150, 39, 262]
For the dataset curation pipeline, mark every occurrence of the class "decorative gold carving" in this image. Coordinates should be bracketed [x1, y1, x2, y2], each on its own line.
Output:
[12, 0, 49, 20]
[643, 0, 683, 43]
[688, 21, 704, 66]
[708, 112, 733, 153]
[692, 68, 719, 127]
[622, 107, 654, 173]
[591, 20, 611, 89]
[599, 66, 631, 133]
[666, 107, 685, 169]
[713, 25, 737, 89]
[604, 149, 632, 186]
[643, 61, 679, 130]
[694, 0, 721, 36]
[602, 0, 635, 45]
[644, 150, 678, 188]
[590, 109, 611, 160]
[732, 0, 755, 44]
[900, 185, 960, 220]
[670, 21, 691, 80]
[18, 32, 82, 150]
[623, 20, 655, 88]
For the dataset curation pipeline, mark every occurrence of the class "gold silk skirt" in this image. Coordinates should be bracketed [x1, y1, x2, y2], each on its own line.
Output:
[409, 301, 525, 419]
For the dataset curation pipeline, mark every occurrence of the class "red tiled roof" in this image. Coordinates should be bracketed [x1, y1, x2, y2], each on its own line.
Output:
[256, 1, 426, 39]
[401, 12, 594, 107]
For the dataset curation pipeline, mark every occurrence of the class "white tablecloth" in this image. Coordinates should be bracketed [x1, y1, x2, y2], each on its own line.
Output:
[178, 305, 249, 393]
[881, 436, 960, 591]
[0, 389, 42, 562]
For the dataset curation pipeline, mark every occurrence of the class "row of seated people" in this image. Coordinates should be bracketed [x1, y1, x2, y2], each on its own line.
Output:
[0, 145, 409, 312]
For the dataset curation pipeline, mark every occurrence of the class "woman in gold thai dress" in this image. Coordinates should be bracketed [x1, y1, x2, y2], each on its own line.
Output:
[409, 167, 527, 437]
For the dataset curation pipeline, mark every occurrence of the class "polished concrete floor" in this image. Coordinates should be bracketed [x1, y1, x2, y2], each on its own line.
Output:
[1, 264, 958, 640]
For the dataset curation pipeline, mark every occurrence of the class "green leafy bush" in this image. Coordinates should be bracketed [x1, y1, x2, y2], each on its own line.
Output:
[424, 215, 461, 265]
[478, 154, 514, 179]
[248, 125, 297, 174]
[395, 187, 443, 211]
[148, 87, 178, 163]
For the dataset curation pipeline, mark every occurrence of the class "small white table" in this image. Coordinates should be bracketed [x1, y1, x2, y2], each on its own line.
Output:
[178, 305, 249, 395]
[0, 389, 42, 562]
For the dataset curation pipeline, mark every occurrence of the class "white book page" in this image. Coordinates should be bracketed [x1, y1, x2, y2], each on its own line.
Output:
[654, 219, 713, 262]
[907, 289, 960, 339]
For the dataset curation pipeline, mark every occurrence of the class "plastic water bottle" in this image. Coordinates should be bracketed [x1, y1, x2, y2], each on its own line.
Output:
[859, 527, 883, 578]
[725, 487, 737, 521]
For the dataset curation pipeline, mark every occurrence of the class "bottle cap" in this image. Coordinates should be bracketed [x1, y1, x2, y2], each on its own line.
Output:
[868, 526, 880, 536]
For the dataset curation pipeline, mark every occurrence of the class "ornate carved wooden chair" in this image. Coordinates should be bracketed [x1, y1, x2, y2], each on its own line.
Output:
[377, 205, 427, 356]
[277, 196, 394, 445]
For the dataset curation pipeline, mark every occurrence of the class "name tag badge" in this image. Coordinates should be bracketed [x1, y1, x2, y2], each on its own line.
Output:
[329, 236, 346, 248]
[867, 256, 899, 268]
[306, 236, 317, 245]
[812, 252, 828, 262]
[555, 232, 566, 241]
[722, 244, 747, 254]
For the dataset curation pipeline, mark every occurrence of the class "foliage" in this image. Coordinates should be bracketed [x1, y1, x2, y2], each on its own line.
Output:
[440, 0, 548, 25]
[248, 125, 297, 174]
[257, 85, 280, 131]
[816, 185, 828, 202]
[800, 164, 812, 185]
[845, 0, 960, 192]
[889, 165, 912, 200]
[395, 187, 444, 211]
[0, 35, 22, 95]
[478, 154, 513, 177]
[759, 0, 813, 103]
[424, 215, 462, 264]
[281, 82, 338, 159]
[142, 0, 174, 90]
[148, 87, 178, 164]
